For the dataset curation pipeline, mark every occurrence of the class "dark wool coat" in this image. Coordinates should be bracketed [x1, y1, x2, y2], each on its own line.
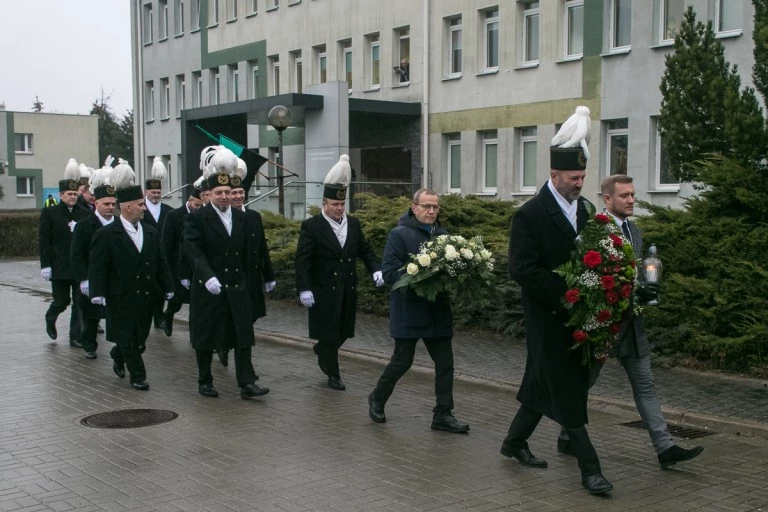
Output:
[70, 213, 110, 321]
[39, 202, 88, 281]
[615, 219, 650, 359]
[161, 205, 192, 304]
[382, 210, 453, 339]
[141, 202, 173, 233]
[508, 184, 593, 428]
[88, 219, 173, 347]
[184, 204, 255, 351]
[244, 208, 276, 321]
[295, 214, 380, 341]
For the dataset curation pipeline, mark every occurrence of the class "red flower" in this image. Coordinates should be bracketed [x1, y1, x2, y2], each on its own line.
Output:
[605, 291, 619, 304]
[565, 288, 581, 303]
[620, 284, 632, 298]
[596, 353, 609, 363]
[610, 323, 622, 334]
[595, 214, 611, 224]
[609, 234, 623, 247]
[596, 309, 612, 323]
[583, 251, 602, 268]
[600, 276, 616, 290]
[572, 330, 588, 344]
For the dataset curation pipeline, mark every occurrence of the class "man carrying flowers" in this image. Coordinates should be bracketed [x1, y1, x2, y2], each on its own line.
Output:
[367, 189, 470, 434]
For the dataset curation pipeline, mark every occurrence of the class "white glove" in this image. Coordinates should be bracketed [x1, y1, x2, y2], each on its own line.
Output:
[68, 220, 77, 232]
[181, 279, 190, 290]
[166, 292, 174, 300]
[91, 297, 106, 306]
[299, 290, 314, 307]
[79, 280, 89, 296]
[373, 271, 385, 287]
[264, 281, 276, 293]
[205, 277, 222, 295]
[41, 267, 52, 281]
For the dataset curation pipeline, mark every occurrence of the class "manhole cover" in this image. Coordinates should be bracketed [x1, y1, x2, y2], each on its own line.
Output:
[621, 420, 715, 439]
[81, 409, 178, 429]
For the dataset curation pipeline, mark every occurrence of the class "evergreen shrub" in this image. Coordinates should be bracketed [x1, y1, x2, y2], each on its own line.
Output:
[0, 211, 39, 258]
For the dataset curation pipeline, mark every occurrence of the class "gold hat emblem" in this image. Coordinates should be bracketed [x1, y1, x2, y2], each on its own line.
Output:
[106, 186, 115, 195]
[577, 151, 588, 168]
[230, 176, 242, 187]
[68, 181, 78, 191]
[336, 190, 346, 200]
[217, 174, 229, 185]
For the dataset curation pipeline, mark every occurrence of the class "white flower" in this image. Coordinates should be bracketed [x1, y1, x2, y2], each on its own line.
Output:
[480, 249, 492, 260]
[430, 252, 437, 259]
[407, 263, 419, 275]
[460, 248, 474, 260]
[417, 254, 432, 267]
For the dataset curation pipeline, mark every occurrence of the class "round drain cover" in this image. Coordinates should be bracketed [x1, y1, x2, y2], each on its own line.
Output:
[81, 409, 178, 429]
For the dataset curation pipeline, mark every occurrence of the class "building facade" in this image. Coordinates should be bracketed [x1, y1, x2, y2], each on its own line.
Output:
[0, 109, 99, 210]
[130, 0, 755, 215]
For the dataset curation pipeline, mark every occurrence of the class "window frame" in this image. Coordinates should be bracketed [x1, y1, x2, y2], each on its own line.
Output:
[248, 60, 260, 99]
[447, 133, 461, 193]
[145, 81, 156, 121]
[564, 0, 583, 59]
[159, 0, 169, 39]
[482, 130, 499, 192]
[176, 74, 186, 117]
[315, 46, 328, 84]
[714, 0, 742, 36]
[161, 78, 171, 119]
[193, 71, 202, 107]
[291, 51, 303, 93]
[210, 68, 221, 105]
[523, 2, 540, 66]
[16, 176, 35, 197]
[229, 65, 240, 102]
[174, 0, 184, 35]
[609, 0, 631, 51]
[249, 0, 258, 15]
[652, 117, 678, 189]
[659, 0, 683, 43]
[448, 15, 463, 77]
[191, 0, 201, 29]
[270, 56, 280, 95]
[394, 26, 410, 84]
[340, 40, 352, 92]
[368, 33, 381, 89]
[227, 0, 237, 21]
[268, 0, 279, 9]
[606, 119, 629, 176]
[143, 3, 154, 44]
[519, 127, 538, 192]
[209, 0, 219, 26]
[483, 8, 499, 72]
[14, 133, 33, 154]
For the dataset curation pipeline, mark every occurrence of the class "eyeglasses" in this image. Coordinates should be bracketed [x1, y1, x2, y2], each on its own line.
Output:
[415, 204, 440, 211]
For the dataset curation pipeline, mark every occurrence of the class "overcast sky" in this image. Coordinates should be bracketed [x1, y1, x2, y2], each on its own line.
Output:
[1, 0, 133, 117]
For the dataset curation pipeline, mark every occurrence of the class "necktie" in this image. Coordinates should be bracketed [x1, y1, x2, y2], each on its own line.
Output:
[622, 221, 632, 244]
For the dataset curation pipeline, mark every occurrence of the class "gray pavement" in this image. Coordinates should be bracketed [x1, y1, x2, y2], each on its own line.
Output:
[1, 259, 768, 510]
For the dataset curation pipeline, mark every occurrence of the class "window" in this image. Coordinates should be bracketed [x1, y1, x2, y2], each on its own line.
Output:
[228, 0, 237, 20]
[228, 65, 239, 101]
[248, 60, 260, 99]
[482, 130, 498, 191]
[164, 155, 172, 190]
[192, 71, 202, 107]
[270, 56, 280, 95]
[520, 127, 537, 191]
[523, 2, 540, 65]
[250, 0, 258, 14]
[715, 0, 742, 35]
[394, 27, 410, 83]
[448, 15, 462, 76]
[145, 81, 155, 121]
[290, 51, 303, 93]
[565, 0, 583, 58]
[143, 2, 153, 44]
[191, 0, 201, 29]
[660, 0, 683, 42]
[176, 75, 186, 116]
[210, 0, 219, 25]
[210, 68, 220, 104]
[14, 133, 33, 154]
[159, 0, 169, 39]
[447, 134, 461, 192]
[161, 78, 170, 118]
[606, 119, 628, 175]
[652, 118, 677, 187]
[484, 9, 499, 71]
[367, 34, 380, 88]
[315, 45, 327, 83]
[340, 40, 352, 90]
[16, 177, 34, 197]
[174, 0, 184, 35]
[610, 0, 631, 50]
[268, 0, 279, 8]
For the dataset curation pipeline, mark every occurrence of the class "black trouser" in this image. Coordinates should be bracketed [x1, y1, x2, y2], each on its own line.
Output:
[164, 294, 184, 319]
[313, 338, 345, 377]
[110, 341, 147, 384]
[372, 336, 455, 416]
[78, 292, 100, 353]
[46, 279, 82, 342]
[196, 347, 256, 388]
[152, 296, 165, 326]
[503, 404, 602, 476]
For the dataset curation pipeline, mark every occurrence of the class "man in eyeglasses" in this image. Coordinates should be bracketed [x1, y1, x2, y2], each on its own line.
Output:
[367, 188, 470, 434]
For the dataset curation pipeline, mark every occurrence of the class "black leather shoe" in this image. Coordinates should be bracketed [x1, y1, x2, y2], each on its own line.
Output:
[45, 316, 57, 340]
[581, 473, 613, 495]
[217, 350, 229, 367]
[327, 376, 346, 390]
[368, 393, 386, 423]
[112, 362, 125, 379]
[84, 351, 97, 360]
[431, 413, 470, 434]
[500, 445, 548, 468]
[69, 339, 83, 348]
[241, 383, 269, 398]
[198, 384, 219, 397]
[658, 444, 704, 469]
[162, 314, 173, 337]
[131, 381, 150, 391]
[557, 437, 576, 456]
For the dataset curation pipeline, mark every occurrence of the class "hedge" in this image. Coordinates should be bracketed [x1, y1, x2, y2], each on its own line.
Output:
[0, 211, 39, 258]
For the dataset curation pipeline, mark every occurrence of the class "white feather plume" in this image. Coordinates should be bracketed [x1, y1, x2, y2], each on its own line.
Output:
[103, 155, 115, 168]
[233, 158, 247, 179]
[199, 145, 219, 175]
[63, 158, 80, 181]
[210, 146, 238, 175]
[89, 166, 111, 194]
[551, 106, 592, 160]
[111, 158, 136, 190]
[78, 163, 90, 179]
[193, 175, 205, 188]
[323, 154, 351, 186]
[150, 156, 168, 180]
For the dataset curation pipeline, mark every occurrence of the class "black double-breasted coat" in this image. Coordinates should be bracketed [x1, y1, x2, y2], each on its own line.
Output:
[508, 184, 593, 428]
[39, 202, 87, 281]
[161, 205, 192, 304]
[294, 214, 380, 341]
[243, 208, 276, 321]
[88, 219, 173, 347]
[184, 204, 256, 351]
[141, 202, 173, 232]
[70, 213, 110, 321]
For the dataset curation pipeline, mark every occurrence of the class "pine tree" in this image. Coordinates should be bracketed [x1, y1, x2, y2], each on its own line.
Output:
[753, 0, 768, 103]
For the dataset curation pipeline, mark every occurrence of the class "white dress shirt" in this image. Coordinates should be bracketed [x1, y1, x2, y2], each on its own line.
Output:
[213, 205, 233, 236]
[120, 215, 143, 252]
[322, 210, 348, 247]
[547, 179, 578, 233]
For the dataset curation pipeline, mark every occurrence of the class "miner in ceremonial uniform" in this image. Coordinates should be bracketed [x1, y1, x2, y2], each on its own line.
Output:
[295, 155, 383, 391]
[76, 163, 95, 214]
[143, 157, 174, 332]
[184, 146, 270, 399]
[39, 158, 87, 346]
[70, 166, 117, 359]
[88, 159, 174, 390]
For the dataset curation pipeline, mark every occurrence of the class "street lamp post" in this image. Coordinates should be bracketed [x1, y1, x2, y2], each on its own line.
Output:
[267, 105, 292, 216]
